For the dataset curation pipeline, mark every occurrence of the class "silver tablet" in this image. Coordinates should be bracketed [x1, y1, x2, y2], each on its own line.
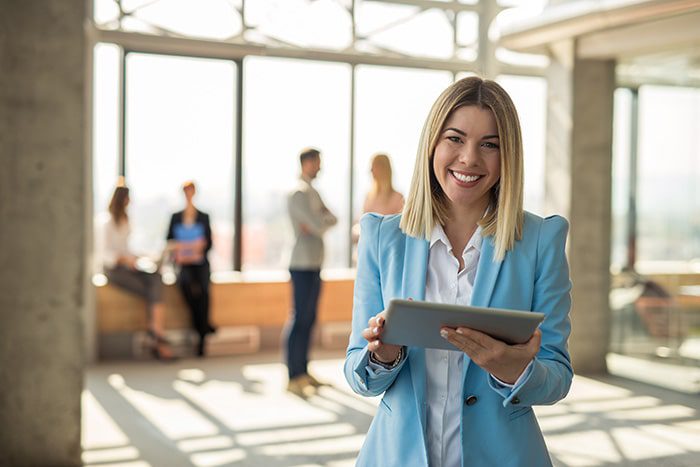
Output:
[381, 299, 544, 350]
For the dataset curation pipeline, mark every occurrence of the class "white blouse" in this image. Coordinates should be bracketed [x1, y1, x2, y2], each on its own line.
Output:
[424, 224, 482, 467]
[103, 219, 130, 269]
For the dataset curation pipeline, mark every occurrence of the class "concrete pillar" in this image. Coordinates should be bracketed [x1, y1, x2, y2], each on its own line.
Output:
[0, 1, 86, 465]
[545, 40, 615, 374]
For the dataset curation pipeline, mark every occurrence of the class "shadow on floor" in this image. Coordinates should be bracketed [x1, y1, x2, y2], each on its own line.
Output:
[82, 351, 700, 467]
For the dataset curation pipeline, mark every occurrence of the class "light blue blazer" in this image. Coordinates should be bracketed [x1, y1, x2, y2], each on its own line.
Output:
[344, 211, 573, 467]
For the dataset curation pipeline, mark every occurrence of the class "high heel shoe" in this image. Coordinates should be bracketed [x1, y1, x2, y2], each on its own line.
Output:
[147, 330, 177, 362]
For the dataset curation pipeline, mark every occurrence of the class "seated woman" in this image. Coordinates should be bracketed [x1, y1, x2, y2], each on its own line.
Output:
[103, 184, 174, 360]
[167, 181, 215, 357]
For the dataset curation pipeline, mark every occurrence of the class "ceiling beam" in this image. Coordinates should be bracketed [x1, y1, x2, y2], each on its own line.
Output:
[577, 10, 700, 59]
[499, 0, 700, 55]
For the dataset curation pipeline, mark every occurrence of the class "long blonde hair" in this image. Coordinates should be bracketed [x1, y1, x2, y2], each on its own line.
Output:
[400, 76, 524, 261]
[370, 153, 394, 195]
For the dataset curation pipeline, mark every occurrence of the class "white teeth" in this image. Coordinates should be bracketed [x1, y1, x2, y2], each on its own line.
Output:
[451, 171, 481, 183]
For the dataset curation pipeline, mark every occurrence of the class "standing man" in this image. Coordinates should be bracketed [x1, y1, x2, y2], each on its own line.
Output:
[285, 148, 337, 396]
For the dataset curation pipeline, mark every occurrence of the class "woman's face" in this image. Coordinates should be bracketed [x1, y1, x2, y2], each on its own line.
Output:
[432, 105, 501, 213]
[371, 160, 385, 181]
[184, 185, 196, 202]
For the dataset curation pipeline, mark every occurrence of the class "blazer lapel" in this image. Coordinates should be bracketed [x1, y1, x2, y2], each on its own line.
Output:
[401, 234, 429, 430]
[470, 234, 503, 308]
[463, 234, 504, 383]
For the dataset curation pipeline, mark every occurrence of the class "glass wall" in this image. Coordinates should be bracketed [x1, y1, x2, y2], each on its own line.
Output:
[91, 1, 554, 277]
[497, 75, 547, 216]
[610, 85, 700, 365]
[353, 66, 452, 221]
[611, 88, 633, 271]
[637, 85, 700, 264]
[92, 43, 121, 272]
[242, 57, 351, 272]
[124, 53, 236, 272]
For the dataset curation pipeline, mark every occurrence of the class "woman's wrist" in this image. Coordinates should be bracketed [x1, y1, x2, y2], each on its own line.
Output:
[369, 346, 405, 369]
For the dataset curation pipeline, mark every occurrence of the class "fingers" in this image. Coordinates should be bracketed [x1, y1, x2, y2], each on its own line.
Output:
[441, 327, 486, 356]
[441, 327, 507, 365]
[455, 327, 496, 349]
[361, 321, 383, 341]
[363, 311, 387, 341]
[363, 310, 402, 362]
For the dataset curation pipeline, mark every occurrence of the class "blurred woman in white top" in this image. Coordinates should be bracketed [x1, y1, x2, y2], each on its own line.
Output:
[103, 185, 174, 360]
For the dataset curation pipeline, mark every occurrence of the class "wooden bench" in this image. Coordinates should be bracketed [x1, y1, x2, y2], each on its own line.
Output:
[95, 275, 355, 359]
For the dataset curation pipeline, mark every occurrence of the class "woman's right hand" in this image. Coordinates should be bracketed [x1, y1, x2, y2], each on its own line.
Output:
[362, 311, 402, 364]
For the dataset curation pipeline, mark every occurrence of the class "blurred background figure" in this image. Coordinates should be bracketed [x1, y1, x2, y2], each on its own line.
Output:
[362, 153, 404, 215]
[167, 181, 215, 357]
[103, 183, 174, 360]
[351, 154, 405, 263]
[285, 148, 338, 396]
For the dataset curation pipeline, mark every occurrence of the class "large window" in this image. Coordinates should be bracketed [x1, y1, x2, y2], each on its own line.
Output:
[92, 43, 121, 273]
[636, 85, 700, 264]
[125, 53, 236, 272]
[91, 1, 553, 275]
[353, 66, 452, 220]
[497, 75, 547, 215]
[612, 85, 700, 268]
[243, 57, 351, 272]
[611, 88, 634, 270]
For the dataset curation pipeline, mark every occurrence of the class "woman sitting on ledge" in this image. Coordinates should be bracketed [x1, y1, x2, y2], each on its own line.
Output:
[103, 184, 174, 361]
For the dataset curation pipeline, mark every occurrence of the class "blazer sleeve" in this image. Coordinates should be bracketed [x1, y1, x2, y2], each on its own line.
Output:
[166, 213, 177, 241]
[344, 213, 407, 397]
[488, 215, 574, 407]
[201, 212, 213, 253]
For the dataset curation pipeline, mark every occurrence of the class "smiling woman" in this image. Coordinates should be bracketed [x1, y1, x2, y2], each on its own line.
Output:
[344, 77, 572, 467]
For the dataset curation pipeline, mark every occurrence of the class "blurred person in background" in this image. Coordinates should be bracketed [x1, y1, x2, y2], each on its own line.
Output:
[351, 153, 405, 264]
[285, 148, 338, 396]
[103, 183, 175, 361]
[167, 181, 215, 357]
[362, 153, 404, 215]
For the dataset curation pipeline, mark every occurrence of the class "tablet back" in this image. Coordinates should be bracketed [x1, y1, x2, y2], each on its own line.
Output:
[382, 299, 544, 350]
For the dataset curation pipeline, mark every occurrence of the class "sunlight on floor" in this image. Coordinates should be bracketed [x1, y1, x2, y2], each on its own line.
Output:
[82, 355, 700, 467]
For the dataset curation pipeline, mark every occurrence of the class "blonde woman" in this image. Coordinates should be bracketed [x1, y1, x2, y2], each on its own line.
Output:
[344, 77, 572, 466]
[362, 153, 404, 215]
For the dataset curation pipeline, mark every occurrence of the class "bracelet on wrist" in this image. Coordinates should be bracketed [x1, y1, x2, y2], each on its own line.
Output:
[370, 346, 404, 369]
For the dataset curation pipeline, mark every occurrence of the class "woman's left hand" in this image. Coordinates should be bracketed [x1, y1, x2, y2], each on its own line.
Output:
[441, 327, 542, 384]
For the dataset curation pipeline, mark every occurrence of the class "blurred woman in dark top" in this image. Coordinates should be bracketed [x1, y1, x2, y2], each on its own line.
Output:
[167, 181, 216, 356]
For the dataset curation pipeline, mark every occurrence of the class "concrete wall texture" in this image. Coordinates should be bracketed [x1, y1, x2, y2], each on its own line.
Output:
[546, 39, 614, 374]
[0, 1, 86, 465]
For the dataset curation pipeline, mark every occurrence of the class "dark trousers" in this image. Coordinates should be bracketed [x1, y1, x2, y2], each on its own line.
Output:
[284, 269, 322, 379]
[105, 266, 162, 308]
[177, 263, 211, 339]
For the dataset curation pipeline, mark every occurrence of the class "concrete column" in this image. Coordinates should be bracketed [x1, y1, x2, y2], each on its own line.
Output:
[545, 40, 615, 374]
[0, 1, 86, 465]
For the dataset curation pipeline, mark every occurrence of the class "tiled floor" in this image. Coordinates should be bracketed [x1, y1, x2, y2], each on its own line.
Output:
[82, 351, 700, 466]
